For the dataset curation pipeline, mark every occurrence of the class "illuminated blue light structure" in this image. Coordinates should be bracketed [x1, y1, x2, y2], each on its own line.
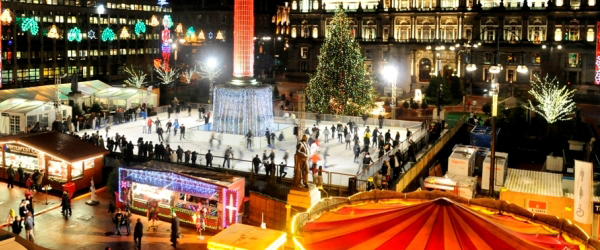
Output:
[212, 85, 273, 136]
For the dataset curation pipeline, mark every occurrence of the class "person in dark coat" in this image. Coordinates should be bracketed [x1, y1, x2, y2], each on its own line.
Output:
[12, 216, 22, 235]
[191, 151, 198, 165]
[176, 146, 184, 163]
[252, 155, 261, 175]
[6, 164, 15, 188]
[378, 115, 384, 129]
[17, 164, 24, 186]
[170, 213, 180, 247]
[205, 150, 213, 167]
[61, 191, 72, 217]
[134, 218, 143, 249]
[184, 150, 191, 164]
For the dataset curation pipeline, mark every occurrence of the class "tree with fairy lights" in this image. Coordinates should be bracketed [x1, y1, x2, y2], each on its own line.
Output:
[154, 63, 179, 87]
[124, 65, 147, 88]
[197, 58, 222, 104]
[181, 67, 199, 84]
[525, 74, 576, 124]
[305, 9, 376, 116]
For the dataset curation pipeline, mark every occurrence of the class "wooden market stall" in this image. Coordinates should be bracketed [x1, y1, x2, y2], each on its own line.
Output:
[0, 132, 108, 193]
[118, 161, 245, 232]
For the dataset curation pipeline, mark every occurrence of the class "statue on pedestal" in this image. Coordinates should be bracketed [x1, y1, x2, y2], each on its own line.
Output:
[293, 135, 310, 189]
[86, 179, 100, 205]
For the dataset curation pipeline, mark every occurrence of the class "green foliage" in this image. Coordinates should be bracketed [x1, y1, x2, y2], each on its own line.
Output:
[91, 103, 102, 113]
[305, 9, 376, 116]
[106, 167, 118, 199]
[402, 100, 409, 109]
[71, 102, 84, 117]
[450, 76, 462, 99]
[421, 100, 428, 109]
[482, 102, 491, 115]
[410, 102, 419, 109]
[425, 76, 452, 104]
[82, 102, 88, 113]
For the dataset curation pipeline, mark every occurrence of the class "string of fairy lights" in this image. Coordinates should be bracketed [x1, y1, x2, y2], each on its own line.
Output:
[120, 168, 219, 196]
[0, 9, 224, 44]
[212, 86, 275, 136]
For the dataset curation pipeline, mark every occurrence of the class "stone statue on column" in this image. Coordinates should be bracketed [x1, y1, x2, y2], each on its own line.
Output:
[86, 179, 100, 205]
[293, 135, 310, 189]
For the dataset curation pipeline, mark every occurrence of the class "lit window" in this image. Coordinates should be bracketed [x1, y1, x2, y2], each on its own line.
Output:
[300, 47, 309, 59]
[587, 28, 594, 42]
[312, 27, 318, 38]
[568, 53, 582, 68]
[291, 27, 297, 38]
[554, 28, 562, 41]
[531, 53, 541, 64]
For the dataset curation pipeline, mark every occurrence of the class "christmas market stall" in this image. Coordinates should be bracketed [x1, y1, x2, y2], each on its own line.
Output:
[118, 161, 245, 232]
[0, 132, 108, 193]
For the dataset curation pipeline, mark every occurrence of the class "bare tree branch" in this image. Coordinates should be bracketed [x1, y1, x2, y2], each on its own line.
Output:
[124, 65, 147, 88]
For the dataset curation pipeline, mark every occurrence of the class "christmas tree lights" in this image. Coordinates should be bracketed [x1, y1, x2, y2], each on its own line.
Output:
[102, 27, 116, 42]
[21, 17, 39, 36]
[525, 74, 577, 124]
[47, 24, 59, 39]
[119, 26, 131, 39]
[186, 26, 195, 38]
[1, 9, 12, 24]
[149, 15, 160, 27]
[305, 9, 376, 116]
[68, 27, 82, 42]
[135, 21, 146, 35]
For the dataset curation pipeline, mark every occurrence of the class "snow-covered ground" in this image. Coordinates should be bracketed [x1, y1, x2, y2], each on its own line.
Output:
[76, 111, 421, 187]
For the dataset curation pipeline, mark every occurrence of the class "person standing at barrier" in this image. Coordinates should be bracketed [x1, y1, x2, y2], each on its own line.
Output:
[279, 162, 287, 180]
[363, 153, 373, 170]
[385, 129, 391, 143]
[252, 155, 261, 175]
[223, 147, 233, 168]
[205, 150, 213, 167]
[362, 113, 368, 127]
[406, 128, 412, 140]
[378, 115, 384, 129]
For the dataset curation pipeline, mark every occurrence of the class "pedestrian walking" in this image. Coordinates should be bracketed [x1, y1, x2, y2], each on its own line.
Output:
[170, 213, 180, 247]
[166, 120, 172, 134]
[187, 104, 192, 116]
[345, 133, 351, 150]
[6, 209, 15, 232]
[134, 218, 143, 249]
[353, 143, 361, 163]
[173, 119, 179, 136]
[323, 128, 329, 143]
[147, 118, 153, 134]
[35, 170, 44, 192]
[114, 208, 124, 236]
[363, 153, 374, 169]
[61, 191, 72, 218]
[283, 150, 289, 166]
[157, 126, 164, 142]
[223, 147, 233, 168]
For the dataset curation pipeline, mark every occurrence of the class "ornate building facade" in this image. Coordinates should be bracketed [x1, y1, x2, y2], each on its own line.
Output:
[286, 0, 600, 98]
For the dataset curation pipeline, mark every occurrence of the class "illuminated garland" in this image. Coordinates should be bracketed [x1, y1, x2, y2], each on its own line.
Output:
[212, 86, 274, 136]
[223, 189, 238, 229]
[129, 203, 217, 230]
[135, 21, 146, 35]
[119, 26, 131, 39]
[121, 169, 219, 195]
[47, 25, 59, 39]
[162, 15, 173, 29]
[102, 27, 116, 42]
[68, 27, 82, 42]
[21, 17, 39, 36]
[186, 26, 195, 38]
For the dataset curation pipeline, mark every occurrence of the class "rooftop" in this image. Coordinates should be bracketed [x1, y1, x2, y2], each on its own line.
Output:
[504, 168, 564, 197]
[123, 160, 244, 187]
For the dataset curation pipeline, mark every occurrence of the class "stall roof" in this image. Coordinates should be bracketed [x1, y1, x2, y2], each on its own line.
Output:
[0, 81, 113, 103]
[504, 169, 564, 197]
[0, 98, 66, 114]
[208, 223, 286, 250]
[0, 132, 109, 163]
[124, 161, 244, 188]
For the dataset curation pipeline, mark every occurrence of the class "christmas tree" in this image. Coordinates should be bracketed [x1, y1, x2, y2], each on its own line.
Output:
[305, 9, 376, 116]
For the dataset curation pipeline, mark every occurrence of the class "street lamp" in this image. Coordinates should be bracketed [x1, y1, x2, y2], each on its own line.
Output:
[207, 57, 217, 69]
[381, 65, 398, 119]
[97, 4, 106, 14]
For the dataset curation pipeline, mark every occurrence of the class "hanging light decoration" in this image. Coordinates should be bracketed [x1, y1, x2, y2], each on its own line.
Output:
[47, 24, 59, 39]
[68, 27, 82, 42]
[186, 26, 195, 38]
[162, 15, 173, 29]
[102, 27, 116, 42]
[198, 30, 205, 40]
[119, 26, 131, 39]
[215, 30, 224, 40]
[149, 15, 160, 27]
[88, 29, 97, 40]
[1, 9, 13, 24]
[21, 17, 39, 35]
[175, 23, 183, 34]
[135, 21, 146, 35]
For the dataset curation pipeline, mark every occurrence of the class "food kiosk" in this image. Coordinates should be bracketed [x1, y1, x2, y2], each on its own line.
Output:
[0, 132, 108, 193]
[118, 161, 245, 231]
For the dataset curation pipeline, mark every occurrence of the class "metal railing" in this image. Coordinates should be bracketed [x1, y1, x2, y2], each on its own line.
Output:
[272, 109, 422, 128]
[354, 126, 428, 191]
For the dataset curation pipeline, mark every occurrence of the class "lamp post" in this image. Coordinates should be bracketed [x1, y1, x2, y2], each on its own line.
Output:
[172, 43, 178, 68]
[381, 65, 397, 119]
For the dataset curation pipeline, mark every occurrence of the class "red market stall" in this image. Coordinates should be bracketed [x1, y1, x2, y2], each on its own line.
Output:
[0, 132, 108, 193]
[118, 161, 245, 232]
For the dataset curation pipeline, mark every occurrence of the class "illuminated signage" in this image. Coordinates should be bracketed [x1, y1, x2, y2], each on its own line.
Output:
[596, 22, 600, 85]
[6, 144, 39, 156]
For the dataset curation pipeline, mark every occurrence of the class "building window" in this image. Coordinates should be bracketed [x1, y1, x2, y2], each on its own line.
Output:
[554, 28, 562, 41]
[566, 28, 580, 41]
[483, 67, 491, 81]
[507, 53, 517, 64]
[300, 47, 309, 59]
[10, 115, 20, 134]
[587, 28, 594, 42]
[418, 58, 432, 82]
[567, 71, 579, 85]
[365, 49, 372, 60]
[484, 53, 494, 64]
[291, 27, 297, 38]
[507, 69, 515, 83]
[568, 53, 582, 68]
[312, 27, 318, 39]
[299, 62, 310, 72]
[531, 53, 541, 65]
